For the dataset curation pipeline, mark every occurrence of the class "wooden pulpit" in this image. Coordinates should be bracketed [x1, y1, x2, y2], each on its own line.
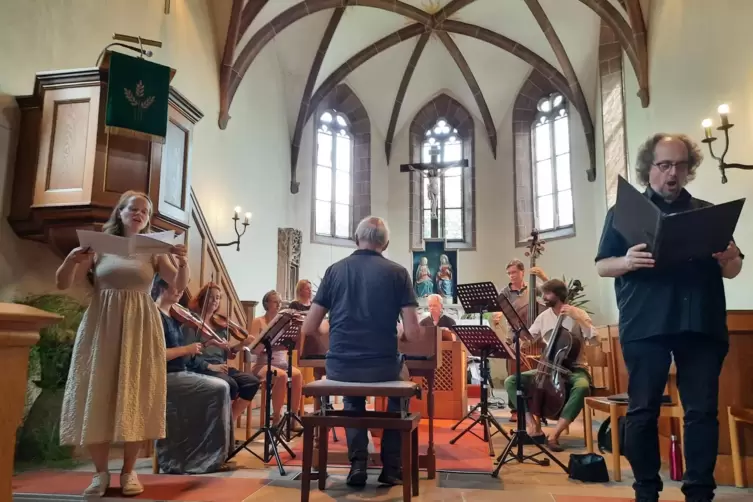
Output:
[8, 63, 201, 257]
[0, 304, 61, 502]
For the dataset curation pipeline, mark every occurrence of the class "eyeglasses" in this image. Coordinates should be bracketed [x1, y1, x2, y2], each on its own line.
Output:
[653, 161, 689, 172]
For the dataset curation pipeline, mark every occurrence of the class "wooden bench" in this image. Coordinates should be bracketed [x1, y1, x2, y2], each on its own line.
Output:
[300, 379, 422, 502]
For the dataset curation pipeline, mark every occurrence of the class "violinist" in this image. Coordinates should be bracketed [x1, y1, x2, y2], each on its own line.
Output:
[182, 283, 261, 423]
[288, 279, 312, 311]
[152, 278, 233, 474]
[503, 279, 597, 452]
[249, 290, 303, 428]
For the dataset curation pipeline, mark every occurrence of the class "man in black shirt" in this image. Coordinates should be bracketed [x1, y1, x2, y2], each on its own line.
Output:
[420, 294, 456, 340]
[302, 216, 421, 487]
[595, 134, 743, 502]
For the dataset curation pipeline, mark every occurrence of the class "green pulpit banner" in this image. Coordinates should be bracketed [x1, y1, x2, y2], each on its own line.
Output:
[105, 51, 170, 143]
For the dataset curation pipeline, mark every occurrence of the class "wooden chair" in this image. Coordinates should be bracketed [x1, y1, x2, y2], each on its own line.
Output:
[728, 405, 753, 488]
[300, 379, 422, 502]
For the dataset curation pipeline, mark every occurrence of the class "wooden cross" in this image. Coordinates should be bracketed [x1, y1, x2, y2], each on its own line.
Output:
[400, 146, 469, 239]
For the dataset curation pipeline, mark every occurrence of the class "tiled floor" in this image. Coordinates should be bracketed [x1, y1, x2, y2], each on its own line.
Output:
[45, 399, 752, 502]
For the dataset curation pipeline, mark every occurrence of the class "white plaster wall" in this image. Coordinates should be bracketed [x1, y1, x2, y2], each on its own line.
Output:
[384, 104, 607, 323]
[622, 0, 753, 312]
[0, 0, 291, 302]
[293, 107, 391, 289]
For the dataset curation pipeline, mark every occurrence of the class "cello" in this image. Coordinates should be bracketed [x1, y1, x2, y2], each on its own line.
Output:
[527, 280, 585, 421]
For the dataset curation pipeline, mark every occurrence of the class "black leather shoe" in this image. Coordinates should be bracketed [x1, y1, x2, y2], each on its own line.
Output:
[346, 461, 368, 487]
[377, 469, 402, 486]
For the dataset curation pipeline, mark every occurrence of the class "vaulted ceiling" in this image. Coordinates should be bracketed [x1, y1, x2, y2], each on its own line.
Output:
[217, 0, 648, 191]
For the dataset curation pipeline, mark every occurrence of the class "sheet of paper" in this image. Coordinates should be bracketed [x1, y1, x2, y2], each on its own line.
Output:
[140, 230, 176, 244]
[78, 230, 177, 256]
[77, 230, 130, 256]
[132, 232, 176, 255]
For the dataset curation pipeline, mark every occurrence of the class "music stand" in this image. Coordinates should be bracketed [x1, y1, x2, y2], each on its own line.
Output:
[491, 294, 569, 477]
[273, 320, 304, 441]
[448, 325, 510, 455]
[228, 311, 297, 475]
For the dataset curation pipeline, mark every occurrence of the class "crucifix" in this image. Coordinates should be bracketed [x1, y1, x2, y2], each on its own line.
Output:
[400, 145, 469, 239]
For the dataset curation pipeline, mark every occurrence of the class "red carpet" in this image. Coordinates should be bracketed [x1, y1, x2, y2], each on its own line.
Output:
[12, 471, 269, 501]
[280, 418, 495, 472]
[554, 498, 681, 502]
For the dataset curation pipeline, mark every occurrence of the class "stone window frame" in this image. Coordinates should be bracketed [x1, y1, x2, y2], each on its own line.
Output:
[513, 70, 576, 247]
[311, 84, 371, 248]
[408, 94, 476, 251]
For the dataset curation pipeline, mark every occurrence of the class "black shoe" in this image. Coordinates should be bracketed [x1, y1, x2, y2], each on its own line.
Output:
[346, 461, 368, 487]
[377, 469, 402, 486]
[635, 495, 659, 502]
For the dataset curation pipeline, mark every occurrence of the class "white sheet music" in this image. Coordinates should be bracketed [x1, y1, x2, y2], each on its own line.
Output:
[77, 230, 177, 257]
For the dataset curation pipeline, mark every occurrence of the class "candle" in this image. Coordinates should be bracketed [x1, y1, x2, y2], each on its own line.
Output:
[701, 118, 713, 139]
[234, 206, 241, 218]
[244, 212, 251, 224]
[718, 104, 730, 127]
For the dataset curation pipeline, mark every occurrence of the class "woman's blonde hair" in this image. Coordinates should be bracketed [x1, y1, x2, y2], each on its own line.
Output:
[295, 279, 312, 298]
[102, 190, 153, 236]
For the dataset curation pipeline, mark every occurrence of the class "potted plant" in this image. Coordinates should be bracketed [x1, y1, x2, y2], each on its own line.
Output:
[14, 294, 85, 467]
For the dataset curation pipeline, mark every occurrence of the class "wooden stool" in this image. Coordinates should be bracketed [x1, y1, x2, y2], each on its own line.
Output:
[728, 405, 753, 488]
[584, 396, 684, 481]
[300, 379, 422, 502]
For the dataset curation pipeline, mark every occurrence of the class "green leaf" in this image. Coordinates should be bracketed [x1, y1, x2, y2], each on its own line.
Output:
[15, 294, 85, 390]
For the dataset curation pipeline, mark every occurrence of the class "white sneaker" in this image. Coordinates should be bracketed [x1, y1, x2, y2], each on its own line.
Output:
[83, 472, 110, 497]
[120, 472, 144, 496]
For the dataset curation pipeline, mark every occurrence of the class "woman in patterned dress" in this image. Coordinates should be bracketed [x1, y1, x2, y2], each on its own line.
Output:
[56, 191, 189, 497]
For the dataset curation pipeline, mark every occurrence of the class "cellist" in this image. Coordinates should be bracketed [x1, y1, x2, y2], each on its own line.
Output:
[502, 278, 597, 451]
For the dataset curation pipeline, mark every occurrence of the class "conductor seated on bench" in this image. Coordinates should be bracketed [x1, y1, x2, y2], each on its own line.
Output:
[503, 279, 598, 451]
[302, 216, 421, 488]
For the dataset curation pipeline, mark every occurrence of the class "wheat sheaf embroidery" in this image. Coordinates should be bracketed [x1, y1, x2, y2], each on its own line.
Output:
[124, 81, 156, 121]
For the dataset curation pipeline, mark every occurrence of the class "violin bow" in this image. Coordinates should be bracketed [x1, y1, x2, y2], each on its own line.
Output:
[197, 272, 213, 345]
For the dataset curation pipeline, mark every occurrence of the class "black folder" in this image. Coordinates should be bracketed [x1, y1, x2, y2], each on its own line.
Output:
[613, 176, 745, 264]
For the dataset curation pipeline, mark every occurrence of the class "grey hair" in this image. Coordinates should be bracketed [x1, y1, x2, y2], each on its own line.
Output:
[427, 294, 443, 304]
[635, 133, 703, 186]
[354, 216, 389, 248]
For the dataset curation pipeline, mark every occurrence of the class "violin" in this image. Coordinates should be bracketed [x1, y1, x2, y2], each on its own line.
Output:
[212, 313, 249, 342]
[527, 280, 584, 421]
[169, 303, 240, 359]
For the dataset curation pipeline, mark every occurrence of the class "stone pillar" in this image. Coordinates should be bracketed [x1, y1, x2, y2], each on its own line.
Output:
[0, 303, 61, 502]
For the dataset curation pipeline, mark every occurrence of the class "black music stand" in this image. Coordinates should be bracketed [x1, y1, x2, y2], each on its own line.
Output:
[228, 312, 297, 475]
[274, 322, 304, 441]
[491, 294, 569, 476]
[448, 322, 511, 456]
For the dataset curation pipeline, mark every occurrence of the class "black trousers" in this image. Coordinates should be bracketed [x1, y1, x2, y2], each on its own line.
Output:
[204, 367, 260, 402]
[621, 332, 728, 500]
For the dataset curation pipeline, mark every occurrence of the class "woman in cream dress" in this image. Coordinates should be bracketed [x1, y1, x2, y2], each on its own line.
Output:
[56, 190, 189, 497]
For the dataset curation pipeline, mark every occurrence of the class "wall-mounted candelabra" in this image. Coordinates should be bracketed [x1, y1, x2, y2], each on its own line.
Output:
[216, 206, 251, 251]
[701, 104, 753, 184]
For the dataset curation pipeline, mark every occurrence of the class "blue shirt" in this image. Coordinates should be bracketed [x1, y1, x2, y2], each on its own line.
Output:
[161, 312, 187, 373]
[314, 249, 418, 366]
[595, 187, 740, 343]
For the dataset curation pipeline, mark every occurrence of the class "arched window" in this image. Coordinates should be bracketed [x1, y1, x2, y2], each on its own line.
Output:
[315, 110, 352, 239]
[532, 93, 572, 232]
[420, 119, 465, 241]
